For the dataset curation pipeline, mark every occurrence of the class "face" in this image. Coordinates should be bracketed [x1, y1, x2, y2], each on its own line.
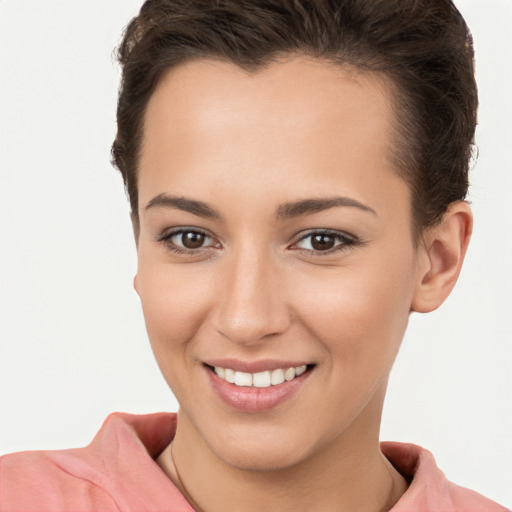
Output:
[135, 57, 422, 471]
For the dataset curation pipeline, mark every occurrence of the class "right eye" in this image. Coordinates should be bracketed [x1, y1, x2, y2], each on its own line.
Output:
[157, 228, 219, 254]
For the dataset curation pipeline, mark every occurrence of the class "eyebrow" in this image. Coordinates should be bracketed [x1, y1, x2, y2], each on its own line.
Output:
[276, 196, 376, 218]
[145, 194, 222, 219]
[145, 193, 376, 220]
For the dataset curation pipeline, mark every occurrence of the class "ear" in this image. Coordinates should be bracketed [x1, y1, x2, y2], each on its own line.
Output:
[133, 274, 140, 297]
[411, 201, 473, 313]
[131, 210, 141, 296]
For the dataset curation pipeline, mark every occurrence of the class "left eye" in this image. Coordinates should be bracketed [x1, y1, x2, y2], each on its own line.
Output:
[294, 232, 352, 252]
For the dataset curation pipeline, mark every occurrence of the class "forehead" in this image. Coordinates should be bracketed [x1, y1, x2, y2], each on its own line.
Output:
[143, 56, 395, 151]
[139, 56, 406, 217]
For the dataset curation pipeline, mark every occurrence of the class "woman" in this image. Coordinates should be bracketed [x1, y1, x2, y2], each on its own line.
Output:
[1, 1, 509, 511]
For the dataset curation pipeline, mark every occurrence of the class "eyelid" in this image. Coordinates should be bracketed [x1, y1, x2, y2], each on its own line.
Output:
[156, 226, 221, 253]
[155, 226, 360, 256]
[290, 229, 359, 255]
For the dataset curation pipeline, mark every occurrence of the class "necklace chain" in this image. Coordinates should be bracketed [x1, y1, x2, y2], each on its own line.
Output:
[170, 441, 205, 512]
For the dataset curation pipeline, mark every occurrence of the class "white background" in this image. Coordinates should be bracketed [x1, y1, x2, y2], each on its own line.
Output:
[0, 0, 511, 507]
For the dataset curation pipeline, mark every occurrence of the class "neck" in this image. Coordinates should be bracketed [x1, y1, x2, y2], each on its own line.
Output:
[157, 388, 407, 512]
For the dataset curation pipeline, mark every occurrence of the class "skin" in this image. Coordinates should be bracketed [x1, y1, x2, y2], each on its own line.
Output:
[134, 56, 472, 512]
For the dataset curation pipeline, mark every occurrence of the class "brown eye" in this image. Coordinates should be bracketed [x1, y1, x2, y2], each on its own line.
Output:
[293, 230, 356, 254]
[162, 229, 216, 252]
[180, 231, 206, 249]
[310, 234, 336, 251]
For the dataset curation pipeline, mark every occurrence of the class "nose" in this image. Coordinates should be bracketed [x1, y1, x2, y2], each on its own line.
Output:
[212, 249, 291, 345]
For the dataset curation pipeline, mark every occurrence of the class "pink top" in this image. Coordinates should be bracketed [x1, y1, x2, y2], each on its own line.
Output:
[1, 412, 507, 512]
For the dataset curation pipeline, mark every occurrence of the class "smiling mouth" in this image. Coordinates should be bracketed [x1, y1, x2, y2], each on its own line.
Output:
[205, 364, 315, 388]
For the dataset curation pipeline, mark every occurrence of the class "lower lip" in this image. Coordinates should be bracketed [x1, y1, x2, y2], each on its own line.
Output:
[206, 366, 312, 412]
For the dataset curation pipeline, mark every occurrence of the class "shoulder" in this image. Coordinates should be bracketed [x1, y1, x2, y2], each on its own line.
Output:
[1, 448, 120, 512]
[1, 412, 185, 512]
[382, 441, 509, 512]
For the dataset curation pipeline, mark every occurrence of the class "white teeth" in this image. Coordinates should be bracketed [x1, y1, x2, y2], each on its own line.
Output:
[234, 371, 253, 387]
[295, 365, 306, 376]
[213, 365, 309, 387]
[271, 368, 285, 385]
[252, 371, 271, 388]
[224, 368, 236, 383]
[284, 367, 295, 381]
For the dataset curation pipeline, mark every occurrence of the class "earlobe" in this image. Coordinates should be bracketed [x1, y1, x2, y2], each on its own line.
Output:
[411, 201, 473, 313]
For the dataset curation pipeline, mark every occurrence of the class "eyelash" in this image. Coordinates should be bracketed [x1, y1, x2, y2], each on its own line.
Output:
[291, 229, 360, 256]
[156, 228, 218, 255]
[156, 228, 361, 256]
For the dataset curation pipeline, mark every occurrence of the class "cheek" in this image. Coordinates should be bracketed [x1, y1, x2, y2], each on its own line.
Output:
[291, 249, 416, 369]
[136, 261, 214, 369]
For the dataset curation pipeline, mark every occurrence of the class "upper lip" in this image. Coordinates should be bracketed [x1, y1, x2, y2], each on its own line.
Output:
[203, 358, 313, 374]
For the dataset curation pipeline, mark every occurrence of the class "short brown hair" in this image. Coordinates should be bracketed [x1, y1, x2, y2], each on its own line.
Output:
[112, 0, 477, 236]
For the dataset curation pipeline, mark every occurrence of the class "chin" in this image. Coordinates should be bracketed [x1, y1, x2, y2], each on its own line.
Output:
[200, 420, 321, 473]
[216, 442, 308, 472]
